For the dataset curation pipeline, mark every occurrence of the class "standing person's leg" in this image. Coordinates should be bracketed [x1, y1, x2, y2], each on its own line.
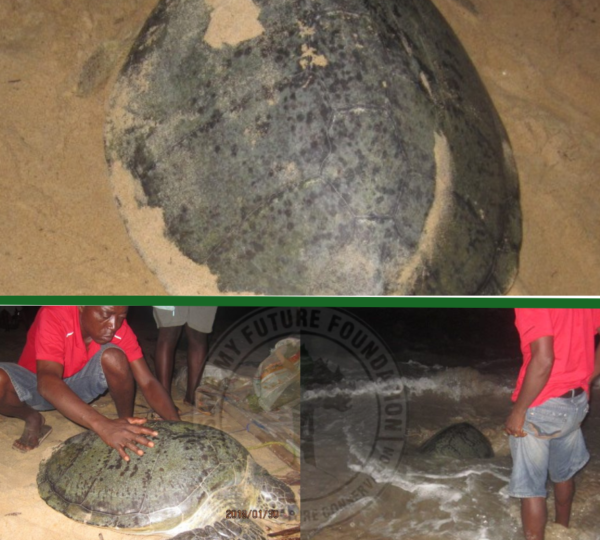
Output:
[508, 414, 550, 540]
[155, 326, 183, 398]
[547, 392, 590, 528]
[521, 498, 547, 540]
[184, 307, 217, 405]
[0, 365, 52, 451]
[184, 326, 208, 405]
[153, 307, 187, 399]
[553, 478, 574, 527]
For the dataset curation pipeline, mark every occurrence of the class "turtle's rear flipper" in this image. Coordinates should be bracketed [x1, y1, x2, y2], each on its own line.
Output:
[171, 519, 266, 540]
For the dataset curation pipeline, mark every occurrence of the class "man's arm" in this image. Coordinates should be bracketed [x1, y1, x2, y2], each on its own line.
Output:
[505, 336, 554, 437]
[591, 329, 600, 384]
[129, 358, 180, 421]
[37, 360, 159, 461]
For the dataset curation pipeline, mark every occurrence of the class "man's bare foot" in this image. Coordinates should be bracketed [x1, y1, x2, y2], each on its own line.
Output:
[12, 412, 53, 453]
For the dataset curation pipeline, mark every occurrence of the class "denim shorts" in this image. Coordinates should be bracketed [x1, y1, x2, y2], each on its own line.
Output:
[0, 343, 121, 411]
[508, 391, 590, 498]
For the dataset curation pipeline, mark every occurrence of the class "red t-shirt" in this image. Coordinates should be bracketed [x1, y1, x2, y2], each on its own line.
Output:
[18, 306, 143, 378]
[513, 308, 600, 407]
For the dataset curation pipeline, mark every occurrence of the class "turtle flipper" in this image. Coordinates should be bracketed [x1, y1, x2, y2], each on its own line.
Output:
[171, 518, 266, 540]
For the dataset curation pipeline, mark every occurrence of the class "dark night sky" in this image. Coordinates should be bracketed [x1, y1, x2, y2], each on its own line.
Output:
[1, 306, 522, 368]
[345, 308, 521, 362]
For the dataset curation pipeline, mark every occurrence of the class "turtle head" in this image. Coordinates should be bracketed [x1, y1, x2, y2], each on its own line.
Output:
[255, 487, 299, 523]
[247, 464, 299, 523]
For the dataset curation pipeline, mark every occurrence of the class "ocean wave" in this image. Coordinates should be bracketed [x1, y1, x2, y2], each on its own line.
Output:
[302, 377, 405, 401]
[303, 362, 514, 403]
[401, 367, 513, 400]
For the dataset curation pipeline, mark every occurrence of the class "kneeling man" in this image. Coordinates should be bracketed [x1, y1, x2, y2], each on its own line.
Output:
[0, 306, 179, 460]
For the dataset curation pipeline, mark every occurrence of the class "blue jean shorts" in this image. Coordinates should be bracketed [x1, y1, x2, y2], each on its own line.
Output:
[508, 391, 590, 498]
[0, 344, 121, 411]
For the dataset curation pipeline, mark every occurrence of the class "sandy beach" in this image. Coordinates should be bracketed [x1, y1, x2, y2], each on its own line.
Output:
[0, 0, 598, 295]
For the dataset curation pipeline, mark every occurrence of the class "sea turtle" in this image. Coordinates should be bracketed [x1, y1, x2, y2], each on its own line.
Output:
[105, 0, 521, 295]
[418, 422, 494, 459]
[37, 421, 298, 539]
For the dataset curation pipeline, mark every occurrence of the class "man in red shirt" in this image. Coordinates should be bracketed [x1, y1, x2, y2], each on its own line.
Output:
[0, 306, 179, 460]
[505, 308, 600, 540]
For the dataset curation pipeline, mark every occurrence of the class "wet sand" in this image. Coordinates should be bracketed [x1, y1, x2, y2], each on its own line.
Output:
[0, 0, 598, 294]
[307, 361, 600, 540]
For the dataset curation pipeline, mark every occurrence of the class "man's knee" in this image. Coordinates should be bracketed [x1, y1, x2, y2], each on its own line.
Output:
[185, 325, 207, 345]
[157, 325, 183, 345]
[100, 347, 130, 375]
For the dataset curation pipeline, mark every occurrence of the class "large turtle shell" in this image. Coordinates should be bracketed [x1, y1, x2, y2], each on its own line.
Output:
[37, 422, 251, 532]
[105, 0, 521, 295]
[419, 422, 494, 459]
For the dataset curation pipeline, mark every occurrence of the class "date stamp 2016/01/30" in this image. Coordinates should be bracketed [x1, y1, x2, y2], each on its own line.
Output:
[224, 509, 300, 539]
[225, 509, 282, 520]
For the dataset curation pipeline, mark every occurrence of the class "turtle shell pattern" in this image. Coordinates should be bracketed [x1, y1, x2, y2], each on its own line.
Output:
[37, 421, 291, 534]
[105, 0, 521, 295]
[419, 422, 494, 459]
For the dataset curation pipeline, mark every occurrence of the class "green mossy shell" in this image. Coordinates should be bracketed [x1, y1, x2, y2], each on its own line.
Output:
[419, 422, 494, 459]
[37, 421, 292, 534]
